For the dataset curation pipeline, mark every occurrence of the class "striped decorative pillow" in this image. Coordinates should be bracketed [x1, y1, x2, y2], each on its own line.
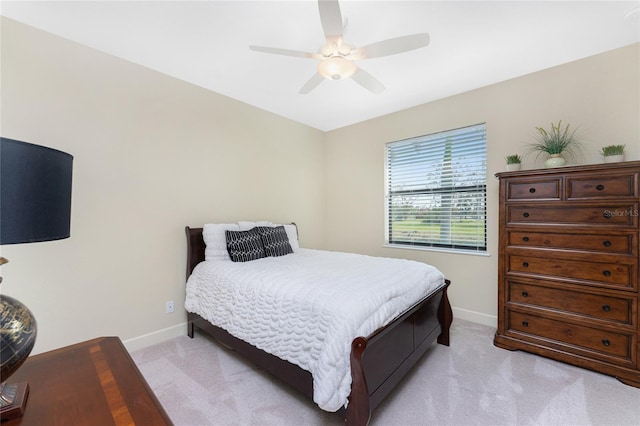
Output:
[257, 225, 293, 257]
[225, 228, 266, 262]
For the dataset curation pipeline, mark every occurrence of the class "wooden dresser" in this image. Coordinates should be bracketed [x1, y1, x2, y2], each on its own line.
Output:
[494, 160, 640, 387]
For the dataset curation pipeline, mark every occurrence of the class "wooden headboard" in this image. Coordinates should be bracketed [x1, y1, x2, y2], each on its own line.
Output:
[185, 227, 205, 281]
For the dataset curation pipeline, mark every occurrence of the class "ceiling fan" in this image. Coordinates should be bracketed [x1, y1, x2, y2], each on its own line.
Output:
[249, 0, 430, 94]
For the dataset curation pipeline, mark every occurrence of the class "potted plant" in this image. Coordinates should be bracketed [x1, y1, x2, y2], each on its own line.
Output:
[529, 120, 581, 168]
[600, 144, 625, 163]
[505, 154, 522, 171]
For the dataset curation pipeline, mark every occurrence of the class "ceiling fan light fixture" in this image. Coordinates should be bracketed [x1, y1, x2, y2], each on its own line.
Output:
[250, 0, 428, 93]
[318, 56, 356, 80]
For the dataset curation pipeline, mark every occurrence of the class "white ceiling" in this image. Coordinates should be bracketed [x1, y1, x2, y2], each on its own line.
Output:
[2, 1, 639, 131]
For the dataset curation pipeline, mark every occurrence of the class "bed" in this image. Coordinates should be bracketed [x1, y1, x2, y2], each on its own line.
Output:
[184, 224, 452, 425]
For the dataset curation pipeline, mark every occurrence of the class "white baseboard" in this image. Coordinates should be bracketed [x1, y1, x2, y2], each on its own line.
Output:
[122, 309, 496, 353]
[123, 322, 187, 353]
[452, 307, 497, 328]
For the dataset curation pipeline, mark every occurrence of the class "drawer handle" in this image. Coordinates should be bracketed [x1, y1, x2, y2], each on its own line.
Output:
[522, 262, 529, 268]
[602, 305, 611, 312]
[522, 321, 529, 327]
[522, 236, 530, 242]
[596, 184, 605, 191]
[602, 240, 611, 247]
[603, 270, 611, 277]
[603, 211, 612, 219]
[523, 212, 530, 218]
[529, 188, 536, 193]
[602, 339, 610, 347]
[522, 291, 529, 297]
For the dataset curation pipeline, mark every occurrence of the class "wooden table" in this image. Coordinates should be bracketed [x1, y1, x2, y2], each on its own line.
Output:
[2, 336, 173, 425]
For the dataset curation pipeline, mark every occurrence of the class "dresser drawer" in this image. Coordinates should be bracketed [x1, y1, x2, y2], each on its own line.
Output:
[507, 204, 638, 227]
[509, 282, 633, 324]
[508, 311, 633, 362]
[508, 255, 635, 290]
[506, 179, 561, 201]
[508, 230, 634, 254]
[568, 174, 637, 200]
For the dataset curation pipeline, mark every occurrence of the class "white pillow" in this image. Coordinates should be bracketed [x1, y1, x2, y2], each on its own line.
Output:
[203, 223, 239, 261]
[282, 224, 300, 252]
[238, 221, 273, 231]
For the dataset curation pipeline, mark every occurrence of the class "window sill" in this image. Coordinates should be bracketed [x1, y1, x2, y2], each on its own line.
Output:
[383, 243, 491, 257]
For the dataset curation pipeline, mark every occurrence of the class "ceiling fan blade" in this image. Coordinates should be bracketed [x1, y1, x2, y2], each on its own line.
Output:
[351, 67, 385, 94]
[299, 73, 325, 94]
[318, 0, 343, 42]
[250, 45, 321, 59]
[351, 33, 430, 60]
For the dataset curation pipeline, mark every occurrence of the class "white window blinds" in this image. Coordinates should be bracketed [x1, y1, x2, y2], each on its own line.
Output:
[386, 123, 487, 252]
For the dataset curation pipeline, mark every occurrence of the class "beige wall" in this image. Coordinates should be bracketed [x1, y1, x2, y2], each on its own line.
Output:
[0, 18, 326, 353]
[2, 17, 638, 353]
[323, 43, 640, 326]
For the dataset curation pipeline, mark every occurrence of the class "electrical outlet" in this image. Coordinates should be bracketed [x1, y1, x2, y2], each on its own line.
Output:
[165, 300, 174, 314]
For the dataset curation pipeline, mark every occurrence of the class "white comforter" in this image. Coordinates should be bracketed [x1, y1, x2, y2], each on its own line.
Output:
[184, 248, 445, 412]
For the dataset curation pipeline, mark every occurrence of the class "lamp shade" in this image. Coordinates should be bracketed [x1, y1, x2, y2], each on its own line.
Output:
[0, 138, 73, 245]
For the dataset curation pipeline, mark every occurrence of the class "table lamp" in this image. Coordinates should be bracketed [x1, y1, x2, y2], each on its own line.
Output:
[0, 137, 73, 419]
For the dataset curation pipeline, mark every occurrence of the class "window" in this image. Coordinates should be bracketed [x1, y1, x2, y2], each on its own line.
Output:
[385, 123, 487, 252]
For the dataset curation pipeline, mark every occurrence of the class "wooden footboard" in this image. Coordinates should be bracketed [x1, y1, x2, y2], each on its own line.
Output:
[184, 226, 452, 425]
[347, 280, 451, 425]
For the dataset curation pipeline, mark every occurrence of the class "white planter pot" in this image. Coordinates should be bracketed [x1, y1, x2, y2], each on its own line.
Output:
[603, 154, 624, 163]
[545, 154, 566, 168]
[506, 163, 521, 171]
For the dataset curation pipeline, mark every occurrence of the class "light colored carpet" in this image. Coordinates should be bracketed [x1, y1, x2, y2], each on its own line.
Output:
[131, 319, 640, 425]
